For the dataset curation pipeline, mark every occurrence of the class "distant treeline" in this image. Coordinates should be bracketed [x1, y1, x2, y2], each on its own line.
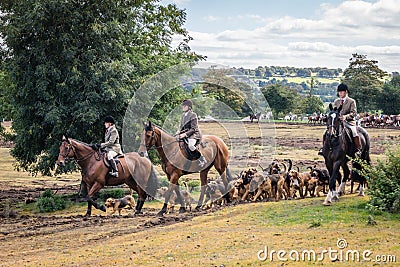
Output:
[236, 66, 343, 79]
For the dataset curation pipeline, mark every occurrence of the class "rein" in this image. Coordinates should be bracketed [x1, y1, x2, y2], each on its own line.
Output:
[61, 140, 101, 163]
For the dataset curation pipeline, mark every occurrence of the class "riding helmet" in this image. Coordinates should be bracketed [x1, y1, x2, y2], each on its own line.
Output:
[181, 99, 193, 109]
[337, 83, 349, 94]
[104, 115, 115, 124]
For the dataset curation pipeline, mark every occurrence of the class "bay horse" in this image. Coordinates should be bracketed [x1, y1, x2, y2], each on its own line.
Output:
[321, 104, 370, 205]
[138, 121, 231, 216]
[57, 136, 158, 216]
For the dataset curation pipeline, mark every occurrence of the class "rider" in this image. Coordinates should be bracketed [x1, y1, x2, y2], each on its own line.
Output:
[177, 99, 207, 167]
[318, 83, 362, 156]
[93, 115, 122, 177]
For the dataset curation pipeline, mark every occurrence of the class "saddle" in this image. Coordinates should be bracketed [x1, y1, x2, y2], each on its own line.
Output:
[180, 138, 206, 160]
[102, 152, 124, 168]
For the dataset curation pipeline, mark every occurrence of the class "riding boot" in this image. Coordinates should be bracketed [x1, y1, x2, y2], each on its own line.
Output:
[108, 158, 119, 177]
[353, 136, 362, 157]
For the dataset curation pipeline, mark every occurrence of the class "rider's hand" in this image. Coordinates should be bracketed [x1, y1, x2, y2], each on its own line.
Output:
[179, 133, 186, 139]
[340, 115, 346, 121]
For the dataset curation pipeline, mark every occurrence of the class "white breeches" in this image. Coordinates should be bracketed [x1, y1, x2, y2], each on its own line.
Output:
[107, 150, 118, 160]
[188, 138, 197, 151]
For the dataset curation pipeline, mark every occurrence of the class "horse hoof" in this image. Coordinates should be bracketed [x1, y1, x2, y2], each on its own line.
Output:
[332, 196, 339, 202]
[135, 210, 143, 215]
[179, 207, 186, 213]
[358, 193, 365, 197]
[322, 201, 331, 206]
[157, 210, 165, 217]
[194, 206, 201, 212]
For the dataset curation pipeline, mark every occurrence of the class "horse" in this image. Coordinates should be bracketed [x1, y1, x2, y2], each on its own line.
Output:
[250, 112, 261, 123]
[321, 104, 370, 205]
[138, 121, 231, 216]
[57, 136, 158, 216]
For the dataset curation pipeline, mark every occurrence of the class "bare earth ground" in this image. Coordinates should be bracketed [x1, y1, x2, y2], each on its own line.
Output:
[0, 122, 399, 266]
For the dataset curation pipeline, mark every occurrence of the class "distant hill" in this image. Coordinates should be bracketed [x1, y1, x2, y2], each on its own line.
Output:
[235, 65, 343, 103]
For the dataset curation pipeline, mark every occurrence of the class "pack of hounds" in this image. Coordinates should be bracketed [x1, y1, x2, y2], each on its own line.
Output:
[105, 159, 366, 215]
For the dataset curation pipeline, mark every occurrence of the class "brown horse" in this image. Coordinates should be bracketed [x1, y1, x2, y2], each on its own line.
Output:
[138, 122, 231, 216]
[57, 136, 158, 216]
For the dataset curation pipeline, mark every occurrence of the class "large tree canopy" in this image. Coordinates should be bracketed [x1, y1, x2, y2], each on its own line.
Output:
[342, 53, 386, 112]
[0, 0, 202, 175]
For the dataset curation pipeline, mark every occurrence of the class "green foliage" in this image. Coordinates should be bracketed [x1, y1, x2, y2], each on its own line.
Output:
[376, 76, 400, 115]
[261, 84, 300, 117]
[362, 147, 400, 214]
[99, 188, 127, 201]
[300, 95, 324, 114]
[342, 53, 386, 112]
[0, 68, 15, 120]
[36, 189, 66, 212]
[0, 0, 202, 175]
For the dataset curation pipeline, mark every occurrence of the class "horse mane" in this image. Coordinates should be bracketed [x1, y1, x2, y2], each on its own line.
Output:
[147, 122, 173, 136]
[71, 139, 92, 147]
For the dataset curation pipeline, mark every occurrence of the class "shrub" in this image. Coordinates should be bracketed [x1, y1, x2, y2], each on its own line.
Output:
[36, 189, 66, 212]
[364, 147, 400, 213]
[99, 188, 126, 201]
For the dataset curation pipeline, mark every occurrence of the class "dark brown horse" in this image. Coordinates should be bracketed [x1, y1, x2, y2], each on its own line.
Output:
[57, 136, 158, 216]
[138, 122, 231, 216]
[322, 105, 370, 205]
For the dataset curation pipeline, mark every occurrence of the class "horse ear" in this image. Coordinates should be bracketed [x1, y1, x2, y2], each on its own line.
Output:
[62, 134, 70, 144]
[338, 105, 342, 113]
[329, 103, 333, 111]
[148, 121, 152, 128]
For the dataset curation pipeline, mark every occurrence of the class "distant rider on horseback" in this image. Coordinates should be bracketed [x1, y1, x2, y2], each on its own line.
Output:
[92, 115, 122, 177]
[318, 83, 362, 156]
[177, 99, 207, 167]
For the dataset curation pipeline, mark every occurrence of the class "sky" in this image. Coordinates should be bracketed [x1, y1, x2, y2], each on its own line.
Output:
[161, 0, 400, 72]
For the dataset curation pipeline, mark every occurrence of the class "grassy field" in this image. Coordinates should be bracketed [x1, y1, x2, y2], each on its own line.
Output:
[1, 122, 400, 266]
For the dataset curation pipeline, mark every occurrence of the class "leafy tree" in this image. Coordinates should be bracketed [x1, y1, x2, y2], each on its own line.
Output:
[300, 95, 324, 114]
[0, 0, 202, 175]
[0, 69, 15, 120]
[202, 68, 246, 116]
[261, 84, 299, 117]
[376, 76, 400, 115]
[342, 53, 386, 112]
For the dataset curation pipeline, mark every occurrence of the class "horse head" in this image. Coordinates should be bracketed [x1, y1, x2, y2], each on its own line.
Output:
[57, 135, 74, 167]
[138, 121, 157, 157]
[326, 104, 342, 136]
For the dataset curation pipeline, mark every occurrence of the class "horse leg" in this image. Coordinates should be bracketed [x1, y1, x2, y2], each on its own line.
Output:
[173, 185, 186, 213]
[339, 163, 350, 196]
[195, 170, 209, 210]
[323, 161, 341, 205]
[157, 174, 180, 216]
[85, 182, 106, 216]
[135, 188, 147, 215]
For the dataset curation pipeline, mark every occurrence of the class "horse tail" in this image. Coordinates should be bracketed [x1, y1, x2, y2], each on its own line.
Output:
[146, 165, 159, 198]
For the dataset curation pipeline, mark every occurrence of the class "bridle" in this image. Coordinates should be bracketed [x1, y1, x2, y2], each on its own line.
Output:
[327, 111, 344, 138]
[141, 126, 179, 151]
[59, 140, 98, 162]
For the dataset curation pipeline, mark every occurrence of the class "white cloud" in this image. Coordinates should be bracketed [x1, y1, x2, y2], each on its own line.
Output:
[187, 0, 400, 72]
[203, 15, 220, 22]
